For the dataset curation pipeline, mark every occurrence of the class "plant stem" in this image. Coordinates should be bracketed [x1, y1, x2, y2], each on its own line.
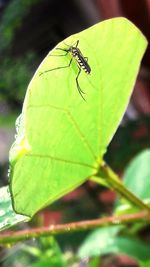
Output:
[90, 161, 150, 212]
[0, 211, 149, 245]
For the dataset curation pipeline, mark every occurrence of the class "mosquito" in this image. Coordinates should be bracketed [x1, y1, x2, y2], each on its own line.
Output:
[39, 40, 91, 100]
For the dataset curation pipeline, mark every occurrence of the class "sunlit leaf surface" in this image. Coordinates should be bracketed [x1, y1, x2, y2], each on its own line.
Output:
[9, 17, 147, 217]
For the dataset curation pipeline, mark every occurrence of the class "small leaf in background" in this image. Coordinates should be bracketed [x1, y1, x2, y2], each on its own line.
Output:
[9, 17, 147, 217]
[78, 226, 150, 262]
[139, 260, 150, 267]
[87, 256, 100, 267]
[123, 149, 150, 200]
[24, 237, 68, 267]
[0, 186, 29, 232]
[1, 236, 68, 266]
[28, 260, 51, 267]
[115, 149, 150, 214]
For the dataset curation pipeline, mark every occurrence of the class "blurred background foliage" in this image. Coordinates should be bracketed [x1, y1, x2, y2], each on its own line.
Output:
[0, 0, 150, 266]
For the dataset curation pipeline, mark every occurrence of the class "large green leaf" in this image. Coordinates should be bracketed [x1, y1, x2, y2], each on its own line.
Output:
[78, 226, 150, 261]
[9, 17, 147, 217]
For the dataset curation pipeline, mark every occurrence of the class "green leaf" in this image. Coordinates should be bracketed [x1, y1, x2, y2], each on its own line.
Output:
[0, 186, 29, 232]
[139, 260, 150, 267]
[87, 257, 100, 267]
[26, 237, 68, 267]
[78, 226, 150, 261]
[123, 150, 150, 200]
[9, 17, 147, 217]
[115, 150, 150, 214]
[28, 260, 52, 267]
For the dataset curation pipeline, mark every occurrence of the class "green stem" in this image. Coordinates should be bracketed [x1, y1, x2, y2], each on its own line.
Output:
[0, 211, 149, 245]
[90, 161, 150, 212]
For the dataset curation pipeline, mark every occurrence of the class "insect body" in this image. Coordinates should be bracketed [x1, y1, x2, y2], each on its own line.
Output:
[68, 43, 91, 75]
[39, 40, 91, 100]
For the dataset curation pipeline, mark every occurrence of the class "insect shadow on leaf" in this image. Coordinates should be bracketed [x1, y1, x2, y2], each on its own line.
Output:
[39, 40, 91, 101]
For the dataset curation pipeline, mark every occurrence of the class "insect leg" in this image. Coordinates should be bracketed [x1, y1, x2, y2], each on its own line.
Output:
[76, 68, 86, 101]
[64, 40, 79, 49]
[75, 40, 79, 48]
[56, 48, 68, 52]
[39, 57, 73, 76]
[48, 48, 69, 57]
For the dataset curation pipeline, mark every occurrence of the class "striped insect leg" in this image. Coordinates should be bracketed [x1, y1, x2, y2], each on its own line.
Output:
[76, 68, 86, 101]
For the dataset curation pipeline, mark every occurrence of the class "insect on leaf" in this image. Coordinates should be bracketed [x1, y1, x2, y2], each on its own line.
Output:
[9, 17, 147, 217]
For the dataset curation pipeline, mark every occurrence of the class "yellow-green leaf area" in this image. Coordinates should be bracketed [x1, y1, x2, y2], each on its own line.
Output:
[9, 17, 147, 217]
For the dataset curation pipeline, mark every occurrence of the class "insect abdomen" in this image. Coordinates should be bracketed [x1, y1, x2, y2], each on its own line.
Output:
[71, 48, 91, 74]
[77, 55, 91, 74]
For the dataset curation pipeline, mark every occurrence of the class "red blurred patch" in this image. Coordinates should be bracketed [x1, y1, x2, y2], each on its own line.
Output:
[63, 187, 85, 201]
[39, 211, 62, 226]
[116, 254, 137, 266]
[132, 79, 150, 115]
[133, 125, 149, 139]
[99, 190, 116, 203]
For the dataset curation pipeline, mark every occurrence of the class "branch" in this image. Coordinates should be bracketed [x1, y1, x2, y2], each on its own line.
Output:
[0, 211, 149, 245]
